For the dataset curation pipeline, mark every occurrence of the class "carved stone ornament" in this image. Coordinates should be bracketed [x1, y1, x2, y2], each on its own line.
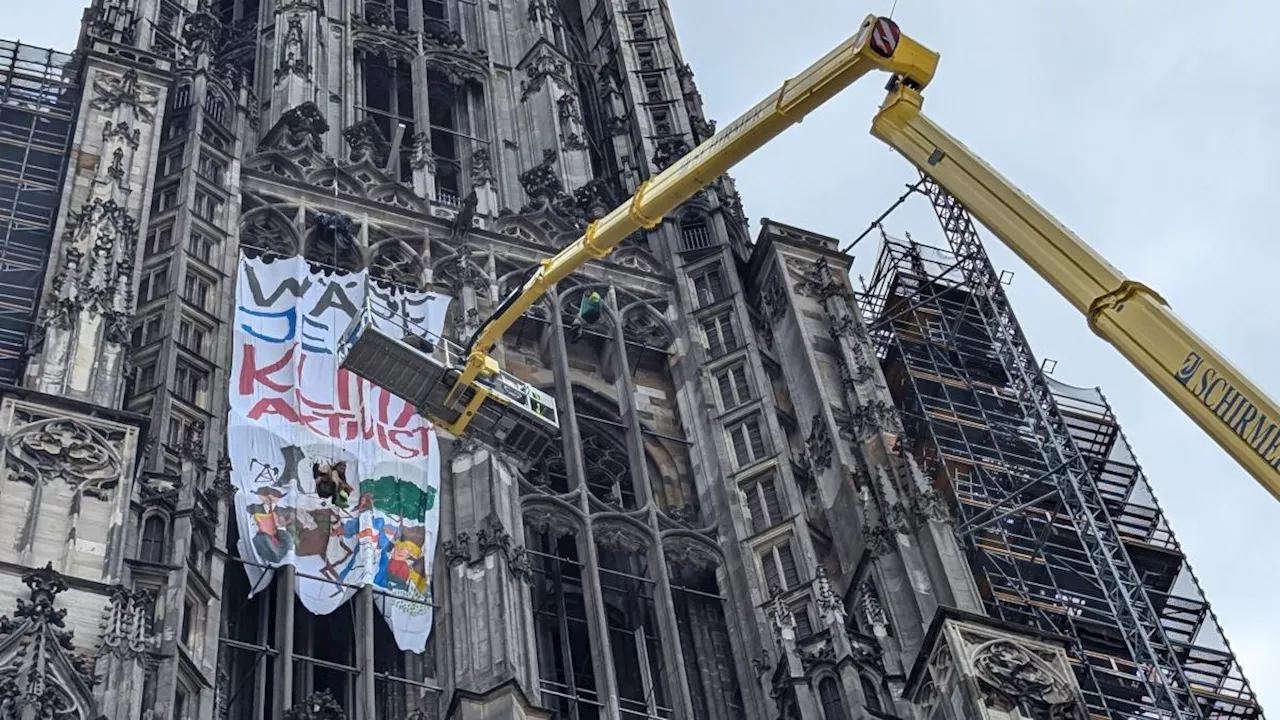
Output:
[308, 212, 361, 269]
[476, 516, 513, 557]
[97, 586, 153, 660]
[800, 640, 838, 671]
[523, 506, 577, 540]
[0, 563, 100, 718]
[352, 18, 417, 62]
[137, 474, 179, 507]
[830, 312, 868, 342]
[813, 565, 847, 627]
[180, 419, 206, 461]
[622, 307, 673, 349]
[442, 531, 471, 566]
[715, 176, 747, 225]
[281, 690, 346, 720]
[450, 307, 479, 340]
[862, 519, 893, 558]
[856, 582, 890, 636]
[212, 452, 236, 500]
[914, 486, 951, 524]
[240, 206, 300, 259]
[342, 117, 390, 166]
[7, 417, 124, 499]
[753, 311, 775, 350]
[594, 522, 649, 555]
[651, 136, 690, 171]
[101, 120, 140, 150]
[409, 132, 436, 171]
[181, 10, 224, 55]
[760, 273, 786, 321]
[250, 106, 427, 209]
[848, 399, 898, 439]
[767, 588, 796, 645]
[276, 14, 312, 81]
[43, 196, 138, 330]
[805, 414, 833, 473]
[556, 93, 582, 126]
[469, 147, 495, 186]
[751, 651, 772, 676]
[89, 69, 158, 122]
[519, 42, 573, 101]
[424, 46, 489, 85]
[88, 0, 139, 44]
[663, 536, 719, 571]
[434, 246, 488, 298]
[507, 545, 534, 584]
[973, 640, 1085, 718]
[259, 101, 328, 153]
[519, 148, 564, 204]
[528, 0, 559, 23]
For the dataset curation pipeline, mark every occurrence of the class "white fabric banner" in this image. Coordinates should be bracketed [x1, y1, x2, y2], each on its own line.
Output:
[228, 254, 450, 652]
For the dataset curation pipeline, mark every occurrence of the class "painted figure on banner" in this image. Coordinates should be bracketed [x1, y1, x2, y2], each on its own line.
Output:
[228, 254, 451, 653]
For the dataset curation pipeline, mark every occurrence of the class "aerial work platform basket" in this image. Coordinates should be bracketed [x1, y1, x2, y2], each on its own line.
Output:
[336, 297, 559, 468]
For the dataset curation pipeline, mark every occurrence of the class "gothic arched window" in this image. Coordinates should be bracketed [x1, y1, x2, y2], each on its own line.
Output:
[860, 674, 883, 712]
[819, 677, 847, 720]
[141, 514, 167, 563]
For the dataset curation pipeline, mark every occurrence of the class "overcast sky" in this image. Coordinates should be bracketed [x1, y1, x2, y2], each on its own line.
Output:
[665, 0, 1280, 707]
[11, 0, 1279, 709]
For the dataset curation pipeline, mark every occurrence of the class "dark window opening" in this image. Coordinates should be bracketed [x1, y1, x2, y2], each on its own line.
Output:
[530, 528, 601, 720]
[668, 562, 745, 718]
[691, 264, 727, 306]
[145, 225, 172, 257]
[422, 0, 445, 20]
[373, 607, 436, 719]
[728, 415, 767, 468]
[680, 216, 713, 252]
[294, 595, 357, 712]
[140, 514, 167, 563]
[173, 686, 190, 720]
[597, 543, 669, 719]
[138, 266, 169, 304]
[860, 675, 883, 712]
[700, 312, 737, 358]
[358, 52, 417, 182]
[427, 71, 462, 202]
[131, 313, 163, 349]
[364, 0, 410, 31]
[742, 475, 782, 533]
[759, 541, 799, 592]
[219, 522, 280, 719]
[793, 605, 813, 639]
[182, 599, 196, 646]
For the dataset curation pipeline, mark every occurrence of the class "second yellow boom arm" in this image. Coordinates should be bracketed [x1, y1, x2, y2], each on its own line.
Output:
[871, 82, 1280, 504]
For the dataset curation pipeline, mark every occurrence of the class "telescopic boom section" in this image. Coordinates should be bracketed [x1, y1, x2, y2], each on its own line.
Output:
[455, 15, 939, 391]
[871, 83, 1280, 504]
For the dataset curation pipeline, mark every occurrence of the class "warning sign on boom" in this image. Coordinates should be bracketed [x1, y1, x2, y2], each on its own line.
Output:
[869, 17, 900, 58]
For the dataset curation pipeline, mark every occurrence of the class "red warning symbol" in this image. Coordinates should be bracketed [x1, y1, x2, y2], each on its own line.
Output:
[869, 17, 901, 58]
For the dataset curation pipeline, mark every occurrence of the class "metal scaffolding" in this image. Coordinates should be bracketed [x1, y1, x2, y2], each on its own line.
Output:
[0, 39, 79, 385]
[856, 179, 1263, 719]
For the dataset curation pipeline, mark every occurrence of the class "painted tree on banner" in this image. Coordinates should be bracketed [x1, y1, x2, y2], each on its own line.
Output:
[229, 254, 451, 652]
